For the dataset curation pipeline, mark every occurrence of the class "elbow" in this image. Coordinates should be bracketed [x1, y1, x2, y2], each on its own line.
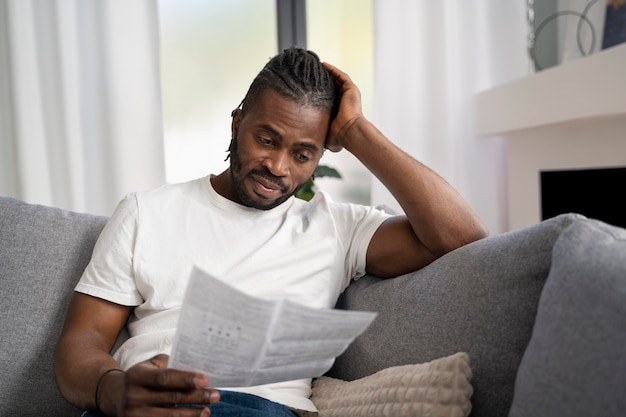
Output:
[435, 222, 490, 257]
[466, 222, 490, 243]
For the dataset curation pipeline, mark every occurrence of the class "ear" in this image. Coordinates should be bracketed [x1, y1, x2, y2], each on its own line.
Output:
[231, 108, 242, 137]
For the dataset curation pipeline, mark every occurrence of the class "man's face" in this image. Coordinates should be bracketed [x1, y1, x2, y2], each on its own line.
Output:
[228, 90, 330, 210]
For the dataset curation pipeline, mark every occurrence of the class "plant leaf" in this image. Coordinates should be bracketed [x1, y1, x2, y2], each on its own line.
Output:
[314, 165, 342, 178]
[295, 179, 315, 201]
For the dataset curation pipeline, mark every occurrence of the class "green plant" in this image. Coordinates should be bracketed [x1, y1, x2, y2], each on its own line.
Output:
[295, 165, 341, 201]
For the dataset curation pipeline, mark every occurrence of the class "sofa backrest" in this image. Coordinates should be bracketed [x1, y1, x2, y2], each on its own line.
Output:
[0, 197, 107, 417]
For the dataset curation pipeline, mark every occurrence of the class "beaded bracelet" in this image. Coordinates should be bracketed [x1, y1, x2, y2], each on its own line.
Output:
[95, 368, 124, 414]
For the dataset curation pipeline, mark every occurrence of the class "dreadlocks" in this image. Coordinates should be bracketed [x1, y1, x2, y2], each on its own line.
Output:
[226, 47, 339, 160]
[240, 47, 339, 117]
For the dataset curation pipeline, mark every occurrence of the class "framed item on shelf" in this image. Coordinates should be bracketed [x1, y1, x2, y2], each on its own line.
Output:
[602, 1, 626, 49]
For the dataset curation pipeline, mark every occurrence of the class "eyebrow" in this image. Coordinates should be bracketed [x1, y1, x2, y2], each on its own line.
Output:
[258, 124, 322, 153]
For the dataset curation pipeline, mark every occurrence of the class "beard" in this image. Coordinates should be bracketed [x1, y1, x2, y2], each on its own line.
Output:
[228, 131, 308, 210]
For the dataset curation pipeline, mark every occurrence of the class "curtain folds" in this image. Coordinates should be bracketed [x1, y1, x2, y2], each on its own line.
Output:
[0, 0, 165, 216]
[371, 0, 528, 234]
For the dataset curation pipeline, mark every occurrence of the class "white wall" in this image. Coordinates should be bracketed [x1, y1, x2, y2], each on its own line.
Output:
[371, 1, 529, 234]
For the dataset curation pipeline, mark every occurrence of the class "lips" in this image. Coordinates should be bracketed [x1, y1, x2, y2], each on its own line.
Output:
[250, 174, 285, 198]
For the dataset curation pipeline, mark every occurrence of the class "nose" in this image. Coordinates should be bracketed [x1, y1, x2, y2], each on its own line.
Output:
[264, 150, 289, 177]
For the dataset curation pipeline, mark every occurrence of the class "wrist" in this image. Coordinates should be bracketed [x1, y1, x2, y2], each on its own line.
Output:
[95, 368, 124, 416]
[341, 116, 380, 152]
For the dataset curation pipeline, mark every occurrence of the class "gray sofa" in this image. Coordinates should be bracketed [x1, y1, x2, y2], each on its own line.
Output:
[1, 195, 625, 417]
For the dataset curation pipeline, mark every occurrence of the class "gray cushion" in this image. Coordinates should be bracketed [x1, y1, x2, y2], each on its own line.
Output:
[508, 218, 626, 417]
[328, 213, 583, 417]
[0, 197, 107, 416]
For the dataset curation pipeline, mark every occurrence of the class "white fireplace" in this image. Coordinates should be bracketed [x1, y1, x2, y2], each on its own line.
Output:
[475, 43, 626, 231]
[540, 166, 626, 228]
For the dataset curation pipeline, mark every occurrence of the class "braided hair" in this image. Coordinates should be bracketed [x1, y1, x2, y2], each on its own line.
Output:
[226, 48, 338, 161]
[239, 47, 339, 117]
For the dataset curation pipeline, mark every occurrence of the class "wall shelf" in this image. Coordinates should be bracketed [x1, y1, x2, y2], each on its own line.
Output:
[475, 42, 626, 137]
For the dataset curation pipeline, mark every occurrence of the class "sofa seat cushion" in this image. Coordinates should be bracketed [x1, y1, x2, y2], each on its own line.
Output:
[508, 218, 626, 417]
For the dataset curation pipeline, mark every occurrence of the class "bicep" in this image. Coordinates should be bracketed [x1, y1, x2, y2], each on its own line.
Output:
[365, 216, 438, 278]
[59, 292, 132, 352]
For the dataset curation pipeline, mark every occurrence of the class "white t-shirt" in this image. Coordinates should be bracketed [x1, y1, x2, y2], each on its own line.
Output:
[76, 175, 390, 412]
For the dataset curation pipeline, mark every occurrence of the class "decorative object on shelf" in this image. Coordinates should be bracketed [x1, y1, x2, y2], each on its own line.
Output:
[295, 165, 342, 201]
[527, 0, 536, 73]
[529, 0, 606, 71]
[602, 0, 626, 49]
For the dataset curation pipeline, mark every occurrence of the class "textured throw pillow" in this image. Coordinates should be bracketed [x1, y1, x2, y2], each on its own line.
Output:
[508, 218, 626, 417]
[309, 352, 472, 417]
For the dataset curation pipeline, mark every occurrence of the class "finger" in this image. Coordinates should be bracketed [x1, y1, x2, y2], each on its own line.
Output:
[321, 60, 337, 73]
[140, 386, 219, 407]
[149, 354, 170, 369]
[124, 404, 212, 417]
[134, 367, 209, 390]
[322, 61, 341, 77]
[124, 384, 220, 409]
[322, 61, 353, 87]
[128, 357, 209, 391]
[326, 143, 343, 153]
[151, 355, 208, 388]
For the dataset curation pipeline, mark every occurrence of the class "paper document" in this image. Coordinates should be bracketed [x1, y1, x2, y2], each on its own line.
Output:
[168, 266, 377, 387]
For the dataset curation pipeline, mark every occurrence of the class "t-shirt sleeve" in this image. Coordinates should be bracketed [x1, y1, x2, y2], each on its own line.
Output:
[328, 198, 392, 286]
[75, 193, 144, 306]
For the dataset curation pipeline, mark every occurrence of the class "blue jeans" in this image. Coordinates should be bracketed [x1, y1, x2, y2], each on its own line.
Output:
[81, 390, 299, 417]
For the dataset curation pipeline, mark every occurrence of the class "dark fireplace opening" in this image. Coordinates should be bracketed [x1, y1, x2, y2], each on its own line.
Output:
[540, 167, 626, 228]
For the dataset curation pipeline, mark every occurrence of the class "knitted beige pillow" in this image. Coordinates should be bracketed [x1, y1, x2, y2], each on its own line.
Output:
[308, 352, 472, 417]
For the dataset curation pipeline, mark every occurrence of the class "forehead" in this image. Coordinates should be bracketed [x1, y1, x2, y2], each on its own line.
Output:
[242, 89, 330, 148]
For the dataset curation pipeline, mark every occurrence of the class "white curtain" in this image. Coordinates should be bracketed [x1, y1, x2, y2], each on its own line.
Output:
[0, 0, 164, 216]
[371, 1, 528, 234]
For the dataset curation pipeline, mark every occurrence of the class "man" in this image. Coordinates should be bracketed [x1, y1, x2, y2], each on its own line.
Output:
[54, 47, 488, 417]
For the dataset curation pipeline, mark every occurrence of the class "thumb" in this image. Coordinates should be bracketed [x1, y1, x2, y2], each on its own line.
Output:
[148, 354, 170, 369]
[325, 140, 343, 153]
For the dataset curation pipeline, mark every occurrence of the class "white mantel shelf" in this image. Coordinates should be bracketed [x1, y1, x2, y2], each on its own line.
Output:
[475, 42, 626, 137]
[473, 43, 626, 232]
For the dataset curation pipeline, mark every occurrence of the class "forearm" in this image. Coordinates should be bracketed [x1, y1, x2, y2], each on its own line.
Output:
[344, 117, 488, 254]
[54, 338, 123, 414]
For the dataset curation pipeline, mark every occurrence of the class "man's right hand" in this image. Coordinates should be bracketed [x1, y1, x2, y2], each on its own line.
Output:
[100, 354, 220, 417]
[54, 293, 221, 417]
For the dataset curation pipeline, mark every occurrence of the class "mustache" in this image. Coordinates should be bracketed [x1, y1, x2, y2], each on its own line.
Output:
[249, 168, 288, 192]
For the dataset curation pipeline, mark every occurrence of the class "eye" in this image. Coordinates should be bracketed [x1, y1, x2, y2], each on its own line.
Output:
[257, 136, 274, 147]
[293, 151, 312, 163]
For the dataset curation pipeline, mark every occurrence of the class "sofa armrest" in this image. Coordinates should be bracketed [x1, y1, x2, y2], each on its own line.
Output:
[0, 197, 107, 417]
[509, 218, 626, 417]
[329, 213, 582, 417]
